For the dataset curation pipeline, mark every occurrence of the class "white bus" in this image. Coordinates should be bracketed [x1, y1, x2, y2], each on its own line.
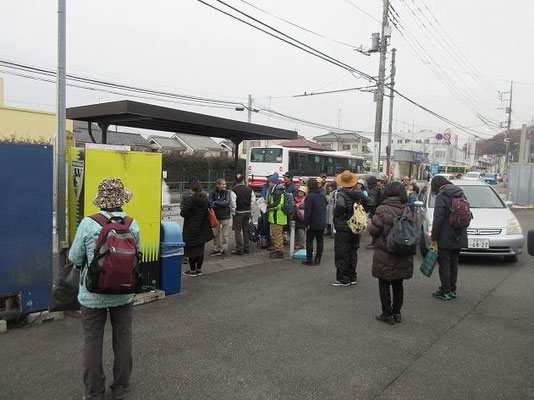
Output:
[246, 146, 367, 189]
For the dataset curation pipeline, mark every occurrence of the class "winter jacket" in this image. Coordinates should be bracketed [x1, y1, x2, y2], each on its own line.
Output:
[407, 191, 419, 212]
[294, 194, 306, 228]
[209, 188, 231, 220]
[267, 183, 288, 225]
[368, 197, 414, 280]
[431, 184, 468, 249]
[367, 176, 381, 216]
[180, 193, 214, 247]
[304, 189, 328, 230]
[285, 182, 298, 197]
[333, 187, 373, 233]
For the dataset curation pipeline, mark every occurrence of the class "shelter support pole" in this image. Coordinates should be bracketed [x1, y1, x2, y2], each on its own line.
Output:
[98, 122, 110, 144]
[232, 138, 242, 182]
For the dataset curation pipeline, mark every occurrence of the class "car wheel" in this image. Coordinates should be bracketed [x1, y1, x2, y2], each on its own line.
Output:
[419, 230, 428, 257]
[504, 255, 518, 263]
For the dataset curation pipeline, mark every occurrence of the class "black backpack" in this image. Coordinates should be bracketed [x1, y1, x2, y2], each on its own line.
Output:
[384, 206, 419, 256]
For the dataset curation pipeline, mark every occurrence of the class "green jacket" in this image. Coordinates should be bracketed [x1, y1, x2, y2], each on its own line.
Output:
[268, 185, 288, 225]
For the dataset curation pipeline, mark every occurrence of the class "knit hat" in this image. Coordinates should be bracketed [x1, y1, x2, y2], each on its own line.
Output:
[93, 178, 132, 209]
[297, 186, 308, 195]
[335, 170, 358, 188]
[268, 172, 280, 184]
[402, 176, 410, 181]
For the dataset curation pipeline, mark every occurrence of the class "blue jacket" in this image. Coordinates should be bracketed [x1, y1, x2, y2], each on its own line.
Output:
[209, 188, 231, 220]
[69, 211, 141, 309]
[304, 189, 328, 230]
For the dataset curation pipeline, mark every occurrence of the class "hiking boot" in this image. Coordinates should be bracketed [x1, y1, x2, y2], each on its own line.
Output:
[183, 270, 197, 277]
[393, 313, 402, 323]
[270, 251, 284, 259]
[450, 290, 457, 298]
[331, 281, 350, 287]
[432, 290, 453, 300]
[210, 250, 221, 256]
[196, 270, 203, 276]
[302, 259, 314, 265]
[313, 256, 322, 265]
[219, 250, 227, 259]
[231, 250, 244, 256]
[376, 314, 395, 325]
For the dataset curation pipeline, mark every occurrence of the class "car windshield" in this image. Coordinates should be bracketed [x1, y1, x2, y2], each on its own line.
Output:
[429, 185, 505, 209]
[485, 173, 497, 178]
[465, 172, 479, 178]
[250, 148, 283, 163]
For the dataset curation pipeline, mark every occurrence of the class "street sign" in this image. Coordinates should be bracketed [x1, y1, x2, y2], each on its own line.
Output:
[435, 133, 443, 141]
[430, 163, 440, 175]
[443, 132, 451, 141]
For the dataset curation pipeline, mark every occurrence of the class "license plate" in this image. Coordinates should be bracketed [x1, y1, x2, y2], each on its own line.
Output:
[468, 238, 490, 249]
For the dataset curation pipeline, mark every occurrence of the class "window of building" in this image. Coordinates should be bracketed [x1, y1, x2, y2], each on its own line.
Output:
[342, 144, 350, 150]
[397, 139, 403, 144]
[250, 140, 261, 147]
[424, 139, 430, 144]
[416, 139, 422, 144]
[405, 139, 411, 144]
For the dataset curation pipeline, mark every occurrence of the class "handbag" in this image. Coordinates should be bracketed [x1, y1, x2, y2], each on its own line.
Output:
[49, 262, 81, 312]
[208, 207, 219, 228]
[420, 245, 438, 277]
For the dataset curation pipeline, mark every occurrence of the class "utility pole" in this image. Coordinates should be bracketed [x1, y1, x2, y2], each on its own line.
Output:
[504, 81, 513, 175]
[386, 47, 396, 177]
[56, 0, 67, 269]
[372, 0, 390, 176]
[247, 94, 253, 123]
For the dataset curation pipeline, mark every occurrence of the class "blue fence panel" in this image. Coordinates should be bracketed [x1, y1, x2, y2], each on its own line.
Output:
[0, 143, 53, 317]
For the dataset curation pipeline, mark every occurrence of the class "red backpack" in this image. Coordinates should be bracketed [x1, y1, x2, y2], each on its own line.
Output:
[449, 197, 472, 230]
[86, 213, 140, 294]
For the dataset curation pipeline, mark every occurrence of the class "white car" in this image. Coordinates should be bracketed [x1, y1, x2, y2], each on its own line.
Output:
[463, 171, 484, 181]
[417, 180, 524, 262]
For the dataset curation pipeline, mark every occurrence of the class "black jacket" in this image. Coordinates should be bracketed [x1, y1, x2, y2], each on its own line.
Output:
[334, 188, 373, 233]
[209, 188, 231, 220]
[304, 189, 328, 230]
[180, 193, 214, 247]
[431, 184, 468, 249]
[367, 179, 381, 217]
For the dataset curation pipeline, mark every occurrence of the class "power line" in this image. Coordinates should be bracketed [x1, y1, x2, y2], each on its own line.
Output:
[342, 0, 381, 23]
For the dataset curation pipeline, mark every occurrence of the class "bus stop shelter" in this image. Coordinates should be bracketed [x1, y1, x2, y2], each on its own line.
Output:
[66, 100, 297, 174]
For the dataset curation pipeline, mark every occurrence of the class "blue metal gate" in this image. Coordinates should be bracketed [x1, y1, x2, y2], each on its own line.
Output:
[0, 143, 53, 318]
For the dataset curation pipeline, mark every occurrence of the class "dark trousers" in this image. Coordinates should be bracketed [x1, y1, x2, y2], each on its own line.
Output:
[233, 212, 251, 252]
[306, 229, 324, 260]
[334, 230, 361, 284]
[379, 278, 404, 315]
[438, 248, 460, 293]
[189, 255, 205, 271]
[81, 302, 133, 400]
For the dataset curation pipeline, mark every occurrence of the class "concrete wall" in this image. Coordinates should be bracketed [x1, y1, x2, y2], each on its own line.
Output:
[509, 163, 534, 205]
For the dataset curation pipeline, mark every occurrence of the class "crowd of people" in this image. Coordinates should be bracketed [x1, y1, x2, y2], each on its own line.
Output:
[69, 173, 468, 399]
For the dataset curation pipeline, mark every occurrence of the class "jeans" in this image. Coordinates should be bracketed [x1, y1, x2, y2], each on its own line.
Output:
[81, 302, 133, 400]
[334, 230, 360, 284]
[213, 218, 231, 252]
[233, 212, 251, 253]
[438, 248, 460, 293]
[295, 227, 306, 247]
[379, 279, 404, 315]
[306, 229, 324, 260]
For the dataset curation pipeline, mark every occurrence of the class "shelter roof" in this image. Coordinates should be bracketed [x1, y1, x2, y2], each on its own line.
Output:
[66, 100, 297, 142]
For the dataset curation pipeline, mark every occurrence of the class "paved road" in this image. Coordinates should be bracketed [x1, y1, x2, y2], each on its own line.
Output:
[2, 211, 534, 400]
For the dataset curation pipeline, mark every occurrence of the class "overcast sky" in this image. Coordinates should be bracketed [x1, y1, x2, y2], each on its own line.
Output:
[1, 0, 532, 143]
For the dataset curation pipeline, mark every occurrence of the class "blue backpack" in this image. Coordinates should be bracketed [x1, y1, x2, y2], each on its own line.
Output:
[283, 192, 294, 215]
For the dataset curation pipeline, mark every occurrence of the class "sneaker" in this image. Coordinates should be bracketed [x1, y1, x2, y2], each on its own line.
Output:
[183, 270, 197, 276]
[269, 251, 284, 259]
[219, 250, 227, 259]
[393, 313, 402, 323]
[450, 290, 457, 298]
[196, 270, 203, 276]
[432, 290, 453, 300]
[331, 281, 350, 287]
[231, 250, 244, 256]
[350, 280, 357, 285]
[210, 250, 221, 256]
[376, 314, 395, 325]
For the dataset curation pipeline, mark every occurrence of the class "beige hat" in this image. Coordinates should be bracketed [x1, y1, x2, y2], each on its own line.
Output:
[297, 186, 308, 195]
[93, 178, 132, 209]
[335, 170, 358, 188]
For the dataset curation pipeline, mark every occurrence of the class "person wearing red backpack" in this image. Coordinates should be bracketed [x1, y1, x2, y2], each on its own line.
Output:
[69, 178, 141, 400]
[430, 176, 469, 301]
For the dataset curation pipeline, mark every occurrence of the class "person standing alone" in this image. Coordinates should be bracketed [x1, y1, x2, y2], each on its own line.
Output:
[302, 178, 327, 265]
[231, 173, 256, 255]
[430, 176, 469, 300]
[209, 178, 231, 259]
[69, 178, 140, 400]
[332, 171, 372, 286]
